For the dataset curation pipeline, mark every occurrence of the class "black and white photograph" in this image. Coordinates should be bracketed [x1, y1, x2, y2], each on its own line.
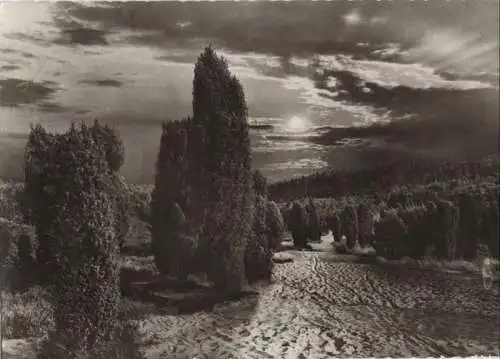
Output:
[0, 0, 499, 358]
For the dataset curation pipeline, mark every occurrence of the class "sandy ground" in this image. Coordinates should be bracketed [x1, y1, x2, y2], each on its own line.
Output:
[3, 234, 499, 359]
[133, 235, 499, 359]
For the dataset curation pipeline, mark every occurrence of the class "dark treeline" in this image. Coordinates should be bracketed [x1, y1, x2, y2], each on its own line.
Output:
[269, 155, 500, 203]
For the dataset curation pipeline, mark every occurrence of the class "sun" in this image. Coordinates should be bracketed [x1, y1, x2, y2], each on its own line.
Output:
[343, 11, 362, 26]
[287, 116, 308, 132]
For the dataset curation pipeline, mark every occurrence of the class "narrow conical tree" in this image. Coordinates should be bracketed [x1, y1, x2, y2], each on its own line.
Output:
[290, 202, 308, 248]
[191, 47, 253, 291]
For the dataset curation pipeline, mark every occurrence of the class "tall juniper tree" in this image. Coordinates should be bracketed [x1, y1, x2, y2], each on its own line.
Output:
[190, 46, 253, 291]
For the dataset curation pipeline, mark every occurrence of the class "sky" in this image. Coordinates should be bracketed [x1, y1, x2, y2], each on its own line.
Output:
[0, 1, 498, 183]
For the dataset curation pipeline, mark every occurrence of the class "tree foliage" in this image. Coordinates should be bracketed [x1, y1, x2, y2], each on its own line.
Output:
[151, 46, 255, 290]
[27, 123, 120, 356]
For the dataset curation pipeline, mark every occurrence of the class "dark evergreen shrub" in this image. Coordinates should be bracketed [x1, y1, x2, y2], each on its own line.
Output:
[0, 219, 36, 291]
[112, 174, 132, 250]
[373, 212, 408, 259]
[245, 195, 273, 283]
[16, 232, 37, 286]
[90, 119, 125, 173]
[289, 202, 308, 248]
[23, 124, 57, 282]
[481, 199, 499, 259]
[190, 47, 253, 292]
[30, 124, 120, 356]
[306, 199, 321, 243]
[151, 120, 190, 277]
[434, 199, 460, 260]
[341, 205, 359, 249]
[398, 205, 429, 259]
[253, 170, 268, 198]
[357, 202, 374, 248]
[457, 193, 481, 259]
[266, 200, 285, 251]
[326, 212, 343, 243]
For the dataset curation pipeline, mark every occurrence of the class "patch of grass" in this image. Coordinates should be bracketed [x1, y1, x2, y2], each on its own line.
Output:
[39, 318, 147, 359]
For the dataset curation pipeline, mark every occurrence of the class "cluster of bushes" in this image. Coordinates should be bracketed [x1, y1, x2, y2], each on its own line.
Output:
[280, 199, 322, 249]
[290, 179, 499, 260]
[1, 120, 143, 358]
[147, 47, 285, 289]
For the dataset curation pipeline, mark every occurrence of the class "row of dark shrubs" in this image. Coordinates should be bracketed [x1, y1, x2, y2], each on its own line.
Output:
[280, 180, 499, 260]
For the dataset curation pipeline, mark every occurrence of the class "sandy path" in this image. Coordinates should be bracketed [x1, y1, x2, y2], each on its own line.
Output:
[140, 245, 499, 359]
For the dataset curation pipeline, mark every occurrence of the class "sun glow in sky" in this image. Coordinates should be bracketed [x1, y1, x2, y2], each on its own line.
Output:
[343, 10, 362, 26]
[286, 115, 309, 133]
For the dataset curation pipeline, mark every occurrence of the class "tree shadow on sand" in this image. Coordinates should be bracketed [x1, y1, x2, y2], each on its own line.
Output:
[118, 260, 263, 357]
[120, 262, 260, 316]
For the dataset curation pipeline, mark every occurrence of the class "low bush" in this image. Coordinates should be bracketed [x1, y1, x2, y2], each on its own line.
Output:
[372, 211, 408, 259]
[434, 199, 460, 260]
[357, 202, 374, 248]
[306, 199, 321, 243]
[340, 205, 359, 249]
[326, 212, 342, 242]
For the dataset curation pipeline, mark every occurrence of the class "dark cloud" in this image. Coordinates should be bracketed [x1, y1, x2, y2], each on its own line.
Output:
[0, 78, 59, 107]
[0, 48, 36, 59]
[249, 124, 274, 131]
[62, 1, 498, 62]
[0, 65, 21, 72]
[37, 101, 68, 113]
[310, 67, 499, 160]
[53, 28, 109, 46]
[78, 78, 124, 88]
